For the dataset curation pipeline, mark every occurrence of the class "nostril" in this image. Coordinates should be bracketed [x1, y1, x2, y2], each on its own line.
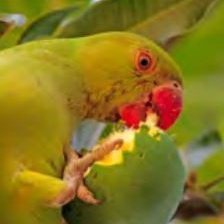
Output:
[173, 82, 179, 88]
[153, 80, 158, 86]
[145, 101, 152, 108]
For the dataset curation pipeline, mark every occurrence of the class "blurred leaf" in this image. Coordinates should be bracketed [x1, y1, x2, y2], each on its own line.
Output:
[184, 130, 222, 168]
[0, 0, 83, 49]
[53, 0, 217, 47]
[130, 0, 219, 47]
[195, 147, 224, 195]
[19, 5, 81, 43]
[189, 130, 222, 149]
[170, 1, 224, 145]
[0, 0, 80, 19]
[18, 0, 217, 46]
[17, 0, 93, 43]
[0, 27, 25, 50]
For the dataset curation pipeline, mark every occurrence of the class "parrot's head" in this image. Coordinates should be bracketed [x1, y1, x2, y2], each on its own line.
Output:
[78, 32, 183, 130]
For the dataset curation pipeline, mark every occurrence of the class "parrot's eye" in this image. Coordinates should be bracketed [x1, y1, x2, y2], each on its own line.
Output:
[135, 50, 156, 74]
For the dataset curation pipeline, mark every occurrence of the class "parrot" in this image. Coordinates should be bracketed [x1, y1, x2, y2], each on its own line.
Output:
[0, 31, 183, 224]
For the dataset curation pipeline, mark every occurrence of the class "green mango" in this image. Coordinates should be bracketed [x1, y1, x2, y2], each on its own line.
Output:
[64, 127, 186, 224]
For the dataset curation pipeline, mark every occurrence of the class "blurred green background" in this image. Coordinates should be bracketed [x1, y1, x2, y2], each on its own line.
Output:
[171, 0, 224, 145]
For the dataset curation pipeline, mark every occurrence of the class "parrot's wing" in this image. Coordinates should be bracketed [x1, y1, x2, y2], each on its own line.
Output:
[15, 170, 67, 204]
[8, 170, 66, 224]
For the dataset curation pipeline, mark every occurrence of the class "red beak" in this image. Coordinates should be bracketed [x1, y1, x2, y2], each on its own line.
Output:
[119, 81, 183, 130]
[151, 81, 183, 130]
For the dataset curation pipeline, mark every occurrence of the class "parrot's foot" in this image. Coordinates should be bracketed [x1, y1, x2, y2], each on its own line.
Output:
[51, 139, 123, 207]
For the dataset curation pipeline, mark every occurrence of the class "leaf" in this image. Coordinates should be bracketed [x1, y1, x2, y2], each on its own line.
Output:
[196, 148, 224, 188]
[19, 6, 80, 43]
[18, 0, 217, 47]
[186, 147, 224, 216]
[130, 0, 220, 47]
[18, 1, 92, 43]
[0, 0, 80, 19]
[170, 0, 224, 145]
[0, 0, 78, 49]
[53, 0, 218, 47]
[184, 129, 222, 168]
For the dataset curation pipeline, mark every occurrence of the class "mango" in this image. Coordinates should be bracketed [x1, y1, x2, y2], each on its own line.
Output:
[64, 126, 185, 224]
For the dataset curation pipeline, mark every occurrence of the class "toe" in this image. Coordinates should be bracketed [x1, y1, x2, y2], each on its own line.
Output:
[77, 183, 100, 204]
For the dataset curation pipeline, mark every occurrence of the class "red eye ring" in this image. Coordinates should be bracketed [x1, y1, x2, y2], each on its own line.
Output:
[135, 50, 156, 74]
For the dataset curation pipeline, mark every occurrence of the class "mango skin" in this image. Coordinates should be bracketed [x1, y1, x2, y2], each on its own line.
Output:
[64, 128, 185, 224]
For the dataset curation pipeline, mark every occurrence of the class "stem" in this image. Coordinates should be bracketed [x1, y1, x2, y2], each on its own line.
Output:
[201, 176, 224, 191]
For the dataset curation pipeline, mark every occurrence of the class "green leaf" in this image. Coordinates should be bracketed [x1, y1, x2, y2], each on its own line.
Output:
[0, 0, 79, 19]
[194, 147, 224, 200]
[18, 1, 92, 43]
[18, 0, 217, 47]
[130, 0, 220, 47]
[19, 6, 80, 43]
[196, 148, 224, 188]
[0, 0, 80, 49]
[54, 0, 217, 47]
[170, 1, 224, 145]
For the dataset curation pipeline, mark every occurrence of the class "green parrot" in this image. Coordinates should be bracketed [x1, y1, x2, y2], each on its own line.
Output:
[0, 32, 183, 224]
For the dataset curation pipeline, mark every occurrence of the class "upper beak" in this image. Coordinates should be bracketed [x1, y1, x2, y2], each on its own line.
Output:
[150, 81, 183, 130]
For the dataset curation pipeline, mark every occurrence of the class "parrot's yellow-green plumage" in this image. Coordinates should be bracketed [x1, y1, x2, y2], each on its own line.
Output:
[0, 32, 183, 224]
